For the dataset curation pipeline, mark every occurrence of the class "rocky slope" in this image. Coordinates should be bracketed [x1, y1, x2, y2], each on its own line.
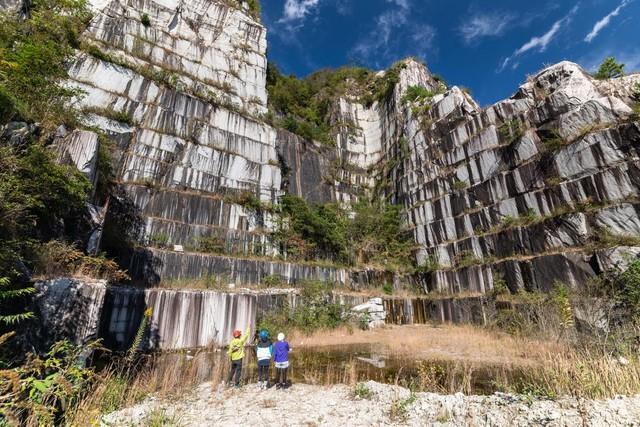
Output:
[102, 381, 640, 426]
[6, 0, 640, 310]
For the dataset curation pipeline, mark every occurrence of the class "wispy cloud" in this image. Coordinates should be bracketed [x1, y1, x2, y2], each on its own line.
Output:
[584, 0, 631, 43]
[335, 0, 352, 15]
[279, 0, 321, 24]
[459, 11, 515, 45]
[351, 0, 436, 67]
[499, 5, 579, 72]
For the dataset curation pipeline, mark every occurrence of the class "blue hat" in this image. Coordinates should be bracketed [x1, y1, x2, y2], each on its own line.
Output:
[259, 329, 269, 340]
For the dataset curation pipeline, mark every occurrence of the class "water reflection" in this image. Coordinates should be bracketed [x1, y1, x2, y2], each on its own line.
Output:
[141, 344, 519, 395]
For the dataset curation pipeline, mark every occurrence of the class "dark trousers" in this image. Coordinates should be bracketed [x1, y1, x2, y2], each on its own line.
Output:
[257, 364, 269, 382]
[228, 359, 242, 386]
[275, 367, 288, 385]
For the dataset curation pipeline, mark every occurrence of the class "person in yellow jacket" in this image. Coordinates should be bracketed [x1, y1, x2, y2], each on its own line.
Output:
[226, 326, 250, 387]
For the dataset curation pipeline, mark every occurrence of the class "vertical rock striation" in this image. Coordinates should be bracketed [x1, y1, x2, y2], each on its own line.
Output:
[15, 0, 637, 302]
[101, 286, 255, 349]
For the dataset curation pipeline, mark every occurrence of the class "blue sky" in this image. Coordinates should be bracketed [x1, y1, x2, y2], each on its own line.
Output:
[261, 0, 640, 106]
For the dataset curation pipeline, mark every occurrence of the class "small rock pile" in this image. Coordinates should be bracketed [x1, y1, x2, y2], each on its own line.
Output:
[352, 297, 387, 328]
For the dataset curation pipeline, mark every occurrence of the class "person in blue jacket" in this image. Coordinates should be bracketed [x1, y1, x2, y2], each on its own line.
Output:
[255, 329, 273, 389]
[273, 332, 291, 389]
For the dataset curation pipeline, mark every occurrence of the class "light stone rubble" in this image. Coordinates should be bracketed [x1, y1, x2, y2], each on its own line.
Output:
[102, 381, 640, 427]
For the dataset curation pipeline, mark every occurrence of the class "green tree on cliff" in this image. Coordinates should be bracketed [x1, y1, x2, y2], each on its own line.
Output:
[594, 56, 625, 80]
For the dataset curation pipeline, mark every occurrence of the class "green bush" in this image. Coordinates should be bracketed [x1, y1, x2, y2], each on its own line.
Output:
[0, 144, 91, 275]
[389, 392, 417, 421]
[0, 120, 93, 339]
[148, 233, 169, 248]
[619, 260, 640, 318]
[452, 179, 468, 191]
[273, 194, 413, 269]
[34, 240, 129, 283]
[246, 0, 261, 19]
[223, 191, 264, 212]
[83, 106, 135, 126]
[262, 274, 285, 287]
[372, 62, 404, 104]
[382, 282, 393, 295]
[594, 56, 625, 80]
[140, 13, 151, 27]
[0, 0, 91, 130]
[0, 276, 34, 328]
[415, 256, 440, 274]
[275, 195, 349, 262]
[498, 119, 524, 145]
[257, 280, 348, 335]
[196, 236, 225, 254]
[401, 84, 442, 104]
[0, 340, 101, 425]
[348, 197, 412, 269]
[266, 62, 411, 144]
[540, 129, 567, 152]
[353, 382, 374, 399]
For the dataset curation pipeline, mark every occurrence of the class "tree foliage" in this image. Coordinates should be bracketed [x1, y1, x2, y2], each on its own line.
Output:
[0, 340, 101, 425]
[274, 195, 349, 262]
[594, 56, 625, 80]
[0, 144, 91, 335]
[266, 63, 374, 145]
[348, 197, 413, 268]
[0, 0, 91, 130]
[257, 280, 347, 335]
[273, 195, 412, 269]
[619, 260, 640, 319]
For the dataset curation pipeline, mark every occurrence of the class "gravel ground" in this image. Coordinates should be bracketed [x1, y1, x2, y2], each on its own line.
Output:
[101, 381, 640, 426]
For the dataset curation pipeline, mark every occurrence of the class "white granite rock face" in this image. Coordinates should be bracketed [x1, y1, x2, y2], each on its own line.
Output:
[59, 0, 293, 278]
[48, 0, 640, 295]
[55, 129, 100, 189]
[84, 0, 267, 114]
[392, 60, 640, 294]
[34, 279, 107, 346]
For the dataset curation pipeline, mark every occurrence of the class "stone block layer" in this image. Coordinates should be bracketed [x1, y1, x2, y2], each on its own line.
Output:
[41, 0, 640, 295]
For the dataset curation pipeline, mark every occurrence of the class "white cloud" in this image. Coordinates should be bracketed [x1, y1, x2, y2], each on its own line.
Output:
[351, 0, 435, 66]
[584, 0, 631, 43]
[499, 5, 579, 72]
[459, 12, 515, 45]
[352, 1, 410, 59]
[335, 0, 351, 15]
[279, 0, 321, 23]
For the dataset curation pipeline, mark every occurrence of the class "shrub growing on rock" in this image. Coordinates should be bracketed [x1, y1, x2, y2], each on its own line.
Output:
[140, 13, 151, 27]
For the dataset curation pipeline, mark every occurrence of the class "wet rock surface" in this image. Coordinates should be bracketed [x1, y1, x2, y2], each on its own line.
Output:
[33, 279, 107, 349]
[102, 381, 640, 426]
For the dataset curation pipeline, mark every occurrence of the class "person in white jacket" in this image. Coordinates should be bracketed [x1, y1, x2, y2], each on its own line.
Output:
[255, 329, 273, 389]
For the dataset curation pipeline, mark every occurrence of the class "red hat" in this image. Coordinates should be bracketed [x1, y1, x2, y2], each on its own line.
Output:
[233, 330, 241, 338]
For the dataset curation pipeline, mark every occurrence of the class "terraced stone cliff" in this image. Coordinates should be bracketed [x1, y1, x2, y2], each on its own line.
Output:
[43, 0, 640, 297]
